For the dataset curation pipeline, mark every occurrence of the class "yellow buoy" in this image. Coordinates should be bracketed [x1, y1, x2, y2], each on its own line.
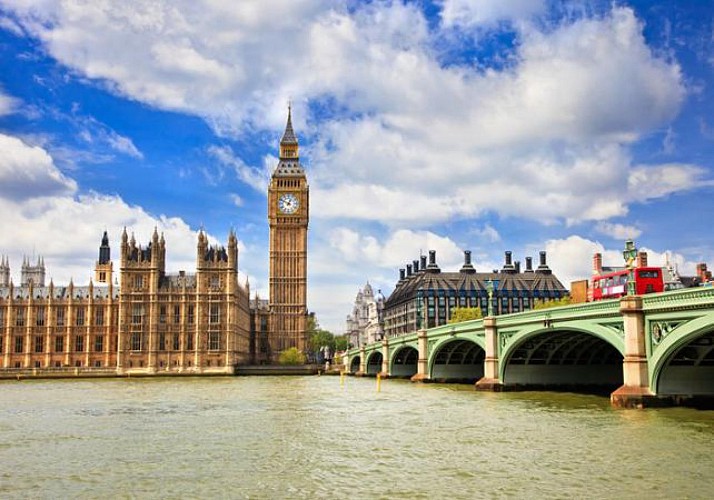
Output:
[376, 372, 381, 393]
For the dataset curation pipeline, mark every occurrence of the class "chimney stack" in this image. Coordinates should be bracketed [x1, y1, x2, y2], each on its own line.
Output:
[460, 250, 476, 274]
[502, 250, 516, 273]
[413, 259, 420, 273]
[426, 250, 440, 273]
[525, 257, 533, 272]
[406, 264, 413, 277]
[536, 251, 552, 274]
[636, 251, 648, 268]
[697, 263, 712, 282]
[593, 252, 603, 274]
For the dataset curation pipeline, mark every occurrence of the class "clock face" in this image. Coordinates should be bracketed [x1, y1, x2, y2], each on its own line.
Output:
[278, 193, 300, 214]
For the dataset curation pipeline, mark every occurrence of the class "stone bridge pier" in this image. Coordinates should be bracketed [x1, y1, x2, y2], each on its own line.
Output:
[474, 317, 502, 391]
[380, 339, 390, 378]
[610, 296, 656, 408]
[410, 329, 430, 382]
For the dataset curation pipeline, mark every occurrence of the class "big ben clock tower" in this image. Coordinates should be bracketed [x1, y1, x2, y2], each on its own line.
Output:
[268, 106, 309, 358]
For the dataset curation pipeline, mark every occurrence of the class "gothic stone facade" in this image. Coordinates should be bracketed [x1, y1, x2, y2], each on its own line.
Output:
[266, 107, 310, 356]
[0, 229, 251, 375]
[0, 109, 309, 374]
[345, 282, 385, 348]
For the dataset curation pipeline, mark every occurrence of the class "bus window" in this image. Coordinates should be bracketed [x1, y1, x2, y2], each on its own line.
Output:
[638, 270, 660, 278]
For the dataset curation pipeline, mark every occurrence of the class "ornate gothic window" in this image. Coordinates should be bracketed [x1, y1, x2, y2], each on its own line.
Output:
[209, 304, 220, 324]
[130, 332, 142, 351]
[76, 307, 85, 326]
[208, 331, 220, 351]
[15, 308, 25, 327]
[36, 306, 45, 326]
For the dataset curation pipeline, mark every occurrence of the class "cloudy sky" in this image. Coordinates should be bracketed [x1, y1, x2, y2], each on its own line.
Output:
[1, 0, 714, 333]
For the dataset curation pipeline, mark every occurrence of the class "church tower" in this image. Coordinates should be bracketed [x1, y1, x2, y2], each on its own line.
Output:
[268, 106, 309, 358]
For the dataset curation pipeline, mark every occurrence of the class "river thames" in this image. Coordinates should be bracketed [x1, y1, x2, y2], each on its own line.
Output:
[1, 376, 713, 499]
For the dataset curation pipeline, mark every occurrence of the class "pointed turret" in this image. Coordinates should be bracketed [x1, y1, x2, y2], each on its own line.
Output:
[0, 255, 9, 286]
[95, 231, 113, 284]
[228, 229, 238, 270]
[279, 104, 299, 159]
[197, 229, 208, 267]
[98, 231, 111, 264]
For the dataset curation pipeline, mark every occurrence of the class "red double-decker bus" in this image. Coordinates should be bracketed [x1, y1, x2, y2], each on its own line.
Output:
[591, 267, 664, 300]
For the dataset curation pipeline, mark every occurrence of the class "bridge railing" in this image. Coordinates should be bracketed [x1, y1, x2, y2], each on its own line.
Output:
[641, 286, 714, 311]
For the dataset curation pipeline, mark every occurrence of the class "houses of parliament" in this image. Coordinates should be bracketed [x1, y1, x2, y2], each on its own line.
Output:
[0, 110, 309, 375]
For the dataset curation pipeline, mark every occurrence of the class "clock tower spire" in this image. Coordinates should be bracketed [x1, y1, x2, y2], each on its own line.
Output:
[280, 103, 298, 159]
[267, 107, 310, 359]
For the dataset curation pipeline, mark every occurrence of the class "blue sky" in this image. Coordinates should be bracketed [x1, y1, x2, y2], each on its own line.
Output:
[1, 0, 714, 333]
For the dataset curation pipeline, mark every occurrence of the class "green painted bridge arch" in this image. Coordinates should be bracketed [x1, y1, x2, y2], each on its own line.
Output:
[497, 318, 625, 391]
[645, 296, 714, 397]
[425, 322, 486, 382]
[390, 344, 419, 378]
[344, 287, 714, 407]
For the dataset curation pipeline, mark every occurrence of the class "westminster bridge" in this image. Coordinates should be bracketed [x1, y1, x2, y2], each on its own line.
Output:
[344, 287, 714, 407]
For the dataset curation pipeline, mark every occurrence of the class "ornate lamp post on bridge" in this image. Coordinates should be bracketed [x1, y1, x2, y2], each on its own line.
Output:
[623, 239, 638, 296]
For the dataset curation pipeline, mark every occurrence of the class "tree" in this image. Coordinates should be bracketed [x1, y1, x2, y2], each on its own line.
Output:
[334, 335, 348, 352]
[448, 307, 483, 324]
[278, 347, 306, 365]
[309, 329, 335, 353]
[305, 315, 339, 362]
[533, 296, 572, 310]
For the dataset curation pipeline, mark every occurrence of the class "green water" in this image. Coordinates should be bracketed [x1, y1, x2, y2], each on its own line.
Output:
[1, 376, 713, 499]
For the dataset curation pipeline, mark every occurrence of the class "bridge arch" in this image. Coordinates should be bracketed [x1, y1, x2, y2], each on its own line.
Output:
[390, 345, 418, 378]
[500, 324, 623, 392]
[429, 338, 485, 383]
[650, 312, 714, 396]
[365, 351, 383, 375]
[349, 355, 361, 374]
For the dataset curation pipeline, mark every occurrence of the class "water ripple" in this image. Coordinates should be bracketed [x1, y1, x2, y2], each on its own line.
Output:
[1, 377, 713, 499]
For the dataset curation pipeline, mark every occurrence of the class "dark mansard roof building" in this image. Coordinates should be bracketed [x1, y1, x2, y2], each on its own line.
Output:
[383, 249, 568, 337]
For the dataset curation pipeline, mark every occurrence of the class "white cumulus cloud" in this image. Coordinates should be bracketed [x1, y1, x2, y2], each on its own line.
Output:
[0, 133, 77, 200]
